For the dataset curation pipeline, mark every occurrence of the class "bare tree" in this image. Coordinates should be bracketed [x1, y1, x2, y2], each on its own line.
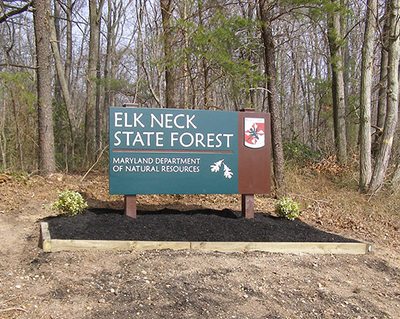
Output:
[369, 0, 400, 193]
[33, 0, 56, 175]
[327, 0, 347, 163]
[160, 0, 177, 108]
[0, 1, 32, 23]
[137, 0, 162, 107]
[50, 13, 77, 143]
[358, 0, 378, 192]
[85, 0, 105, 159]
[374, 0, 390, 156]
[258, 0, 286, 198]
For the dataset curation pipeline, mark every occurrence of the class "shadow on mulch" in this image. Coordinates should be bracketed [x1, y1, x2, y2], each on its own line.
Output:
[43, 208, 359, 243]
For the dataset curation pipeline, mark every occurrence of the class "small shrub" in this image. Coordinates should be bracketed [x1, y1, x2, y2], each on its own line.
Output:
[53, 190, 88, 216]
[275, 197, 301, 221]
[284, 141, 321, 165]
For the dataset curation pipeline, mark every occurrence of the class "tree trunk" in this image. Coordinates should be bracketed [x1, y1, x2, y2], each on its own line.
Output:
[49, 14, 76, 144]
[64, 0, 73, 86]
[289, 51, 298, 140]
[182, 0, 190, 110]
[358, 0, 378, 192]
[369, 0, 400, 193]
[342, 0, 351, 149]
[53, 1, 63, 108]
[259, 0, 286, 198]
[198, 1, 210, 110]
[374, 0, 390, 156]
[138, 0, 162, 107]
[85, 0, 104, 159]
[391, 160, 400, 191]
[0, 96, 6, 169]
[160, 0, 177, 108]
[327, 0, 347, 163]
[95, 49, 102, 150]
[11, 92, 24, 170]
[103, 0, 113, 134]
[33, 0, 56, 175]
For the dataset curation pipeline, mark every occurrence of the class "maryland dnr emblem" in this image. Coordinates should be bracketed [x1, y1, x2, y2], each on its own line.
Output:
[244, 117, 265, 149]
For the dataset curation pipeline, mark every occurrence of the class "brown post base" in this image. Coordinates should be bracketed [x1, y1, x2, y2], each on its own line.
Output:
[124, 195, 137, 218]
[241, 194, 254, 219]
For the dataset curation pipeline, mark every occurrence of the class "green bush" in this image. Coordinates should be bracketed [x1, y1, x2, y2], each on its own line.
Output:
[275, 197, 301, 221]
[284, 141, 321, 165]
[53, 190, 88, 216]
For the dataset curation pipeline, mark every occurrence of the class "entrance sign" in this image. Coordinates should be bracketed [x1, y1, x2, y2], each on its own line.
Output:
[109, 107, 271, 196]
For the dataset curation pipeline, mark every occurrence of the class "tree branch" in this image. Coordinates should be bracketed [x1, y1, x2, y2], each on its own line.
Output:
[0, 63, 36, 70]
[0, 307, 27, 313]
[0, 1, 32, 24]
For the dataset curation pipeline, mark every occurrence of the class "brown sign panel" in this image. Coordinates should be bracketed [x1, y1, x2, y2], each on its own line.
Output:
[238, 111, 271, 194]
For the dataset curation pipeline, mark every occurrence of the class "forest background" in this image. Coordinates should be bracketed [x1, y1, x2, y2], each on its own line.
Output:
[1, 0, 400, 197]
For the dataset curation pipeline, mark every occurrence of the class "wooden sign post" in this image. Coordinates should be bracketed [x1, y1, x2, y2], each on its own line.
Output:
[123, 103, 138, 218]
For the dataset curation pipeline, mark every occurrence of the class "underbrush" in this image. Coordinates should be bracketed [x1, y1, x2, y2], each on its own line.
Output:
[284, 163, 400, 248]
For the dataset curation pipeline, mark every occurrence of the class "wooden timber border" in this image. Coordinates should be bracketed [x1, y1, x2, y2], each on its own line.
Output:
[39, 222, 372, 254]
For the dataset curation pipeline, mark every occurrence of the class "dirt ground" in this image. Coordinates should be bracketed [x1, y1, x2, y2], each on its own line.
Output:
[0, 171, 400, 319]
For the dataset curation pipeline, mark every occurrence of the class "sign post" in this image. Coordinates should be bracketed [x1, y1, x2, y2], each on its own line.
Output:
[123, 103, 138, 218]
[109, 106, 271, 218]
[240, 108, 255, 218]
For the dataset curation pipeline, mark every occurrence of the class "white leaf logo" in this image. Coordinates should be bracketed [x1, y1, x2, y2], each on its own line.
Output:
[210, 159, 233, 179]
[223, 163, 233, 179]
[210, 159, 224, 172]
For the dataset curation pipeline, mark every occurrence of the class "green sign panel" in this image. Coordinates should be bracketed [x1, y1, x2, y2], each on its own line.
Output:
[109, 107, 239, 195]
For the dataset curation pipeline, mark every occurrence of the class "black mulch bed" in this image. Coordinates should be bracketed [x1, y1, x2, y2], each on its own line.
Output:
[43, 208, 359, 243]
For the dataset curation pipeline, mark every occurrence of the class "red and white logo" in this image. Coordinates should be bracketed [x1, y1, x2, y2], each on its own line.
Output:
[244, 117, 265, 149]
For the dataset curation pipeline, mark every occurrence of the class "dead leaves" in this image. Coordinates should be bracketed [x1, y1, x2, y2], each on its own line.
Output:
[306, 156, 353, 176]
[0, 174, 11, 184]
